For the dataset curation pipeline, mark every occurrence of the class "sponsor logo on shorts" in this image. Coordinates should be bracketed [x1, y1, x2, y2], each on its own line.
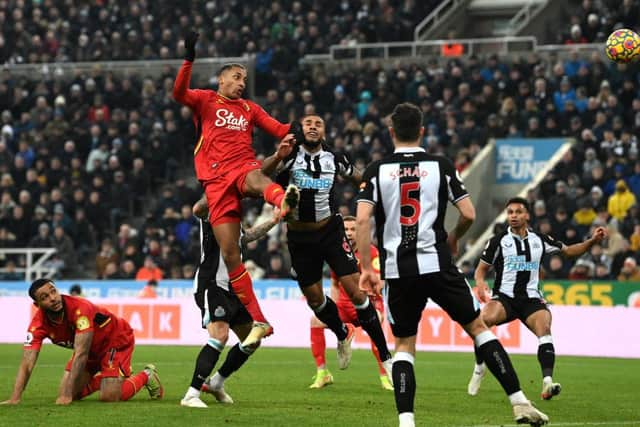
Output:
[214, 306, 226, 317]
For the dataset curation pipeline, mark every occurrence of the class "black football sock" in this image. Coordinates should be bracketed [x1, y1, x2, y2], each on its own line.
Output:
[312, 296, 348, 341]
[218, 343, 252, 378]
[476, 331, 520, 395]
[392, 352, 416, 414]
[190, 338, 222, 390]
[537, 335, 556, 378]
[355, 299, 392, 361]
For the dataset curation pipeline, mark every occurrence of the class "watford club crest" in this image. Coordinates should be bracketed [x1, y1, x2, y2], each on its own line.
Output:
[76, 316, 90, 331]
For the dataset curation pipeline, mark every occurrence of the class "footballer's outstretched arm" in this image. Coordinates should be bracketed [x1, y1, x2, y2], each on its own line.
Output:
[2, 349, 40, 404]
[173, 32, 202, 108]
[241, 207, 281, 245]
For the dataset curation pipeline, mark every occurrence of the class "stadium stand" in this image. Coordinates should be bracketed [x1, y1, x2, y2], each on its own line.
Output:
[1, 0, 435, 65]
[3, 1, 640, 281]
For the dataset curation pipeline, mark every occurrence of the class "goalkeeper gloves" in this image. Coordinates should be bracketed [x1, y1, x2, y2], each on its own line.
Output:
[184, 31, 199, 62]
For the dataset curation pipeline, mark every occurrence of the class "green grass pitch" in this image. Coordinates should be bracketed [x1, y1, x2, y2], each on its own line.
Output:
[1, 344, 638, 426]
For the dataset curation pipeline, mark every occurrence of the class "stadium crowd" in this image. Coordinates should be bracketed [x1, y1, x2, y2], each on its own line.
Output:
[0, 0, 435, 65]
[560, 0, 640, 44]
[2, 47, 640, 281]
[2, 0, 640, 281]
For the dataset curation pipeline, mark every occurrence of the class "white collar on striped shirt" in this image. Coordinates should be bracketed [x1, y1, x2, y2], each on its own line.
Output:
[394, 146, 425, 153]
[507, 226, 530, 241]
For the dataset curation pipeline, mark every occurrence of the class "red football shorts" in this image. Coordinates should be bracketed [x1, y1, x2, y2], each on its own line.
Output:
[65, 335, 135, 378]
[202, 160, 262, 226]
[337, 295, 384, 327]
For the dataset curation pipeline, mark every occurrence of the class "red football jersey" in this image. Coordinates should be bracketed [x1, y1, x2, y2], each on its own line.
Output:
[24, 295, 133, 357]
[331, 244, 381, 303]
[174, 61, 290, 182]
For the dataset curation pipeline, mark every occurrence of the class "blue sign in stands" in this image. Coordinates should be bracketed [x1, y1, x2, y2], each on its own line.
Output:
[495, 138, 566, 184]
[0, 279, 328, 300]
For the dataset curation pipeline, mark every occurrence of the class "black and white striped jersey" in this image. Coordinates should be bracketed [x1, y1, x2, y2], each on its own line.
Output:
[480, 228, 564, 298]
[193, 218, 230, 292]
[276, 144, 353, 223]
[357, 147, 469, 279]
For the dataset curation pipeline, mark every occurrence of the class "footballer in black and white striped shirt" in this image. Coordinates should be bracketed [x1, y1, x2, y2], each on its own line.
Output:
[468, 196, 606, 402]
[356, 102, 549, 427]
[261, 114, 393, 376]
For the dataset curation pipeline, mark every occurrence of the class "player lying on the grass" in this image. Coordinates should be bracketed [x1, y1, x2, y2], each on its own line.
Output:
[173, 31, 300, 347]
[1, 279, 162, 405]
[181, 196, 281, 408]
[309, 216, 393, 391]
[262, 114, 393, 377]
[468, 197, 607, 400]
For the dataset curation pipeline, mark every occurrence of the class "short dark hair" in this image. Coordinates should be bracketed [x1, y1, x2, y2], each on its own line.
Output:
[217, 63, 246, 76]
[391, 102, 423, 142]
[29, 278, 54, 301]
[506, 197, 530, 212]
[343, 215, 356, 222]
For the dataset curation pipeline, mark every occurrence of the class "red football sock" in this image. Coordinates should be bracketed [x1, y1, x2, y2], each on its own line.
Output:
[370, 340, 386, 375]
[311, 326, 327, 369]
[120, 371, 149, 401]
[263, 183, 285, 208]
[229, 264, 268, 324]
[79, 374, 103, 398]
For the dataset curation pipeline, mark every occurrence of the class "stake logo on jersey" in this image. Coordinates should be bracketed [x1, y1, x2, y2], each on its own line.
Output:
[214, 108, 248, 131]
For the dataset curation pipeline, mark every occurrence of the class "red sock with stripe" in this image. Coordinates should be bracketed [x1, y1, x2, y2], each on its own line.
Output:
[79, 375, 103, 398]
[310, 327, 327, 368]
[229, 264, 268, 324]
[120, 371, 149, 401]
[263, 183, 285, 208]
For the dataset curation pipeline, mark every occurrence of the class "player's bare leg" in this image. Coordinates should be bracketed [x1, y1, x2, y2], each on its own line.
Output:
[243, 170, 299, 220]
[202, 322, 259, 403]
[339, 272, 393, 379]
[468, 300, 508, 396]
[463, 317, 548, 426]
[101, 368, 162, 402]
[302, 282, 354, 369]
[525, 309, 561, 400]
[309, 315, 333, 388]
[213, 222, 272, 346]
[99, 378, 123, 402]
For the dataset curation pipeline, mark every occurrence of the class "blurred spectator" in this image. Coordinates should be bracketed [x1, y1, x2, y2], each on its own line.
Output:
[51, 226, 76, 274]
[96, 239, 118, 279]
[617, 257, 640, 281]
[138, 278, 159, 298]
[568, 258, 594, 279]
[264, 253, 288, 279]
[594, 263, 611, 280]
[245, 259, 265, 280]
[28, 222, 53, 248]
[69, 284, 83, 297]
[0, 260, 22, 280]
[608, 180, 636, 221]
[545, 255, 569, 279]
[136, 256, 164, 281]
